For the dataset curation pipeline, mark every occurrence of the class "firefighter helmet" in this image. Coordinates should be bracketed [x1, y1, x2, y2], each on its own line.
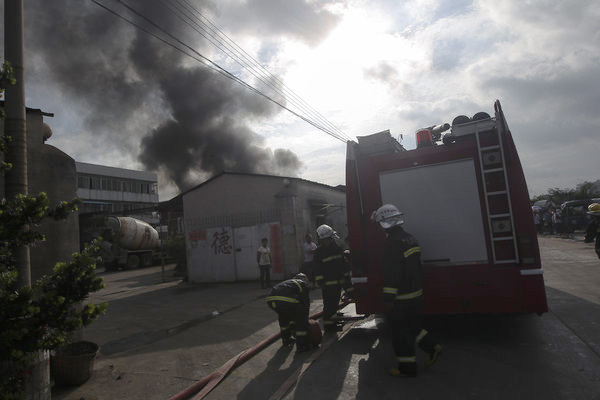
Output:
[588, 203, 600, 216]
[372, 204, 404, 229]
[316, 224, 339, 239]
[294, 273, 309, 285]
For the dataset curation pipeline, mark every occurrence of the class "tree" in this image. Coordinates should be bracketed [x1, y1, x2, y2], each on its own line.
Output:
[531, 182, 600, 206]
[1, 61, 107, 398]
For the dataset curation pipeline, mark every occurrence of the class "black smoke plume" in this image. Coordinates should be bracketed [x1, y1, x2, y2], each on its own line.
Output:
[19, 0, 316, 192]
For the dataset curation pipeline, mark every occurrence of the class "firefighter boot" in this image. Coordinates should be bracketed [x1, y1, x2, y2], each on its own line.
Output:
[425, 344, 442, 368]
[389, 359, 418, 377]
[282, 336, 296, 347]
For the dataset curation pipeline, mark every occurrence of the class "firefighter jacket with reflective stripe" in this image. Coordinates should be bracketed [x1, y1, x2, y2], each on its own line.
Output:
[313, 242, 353, 293]
[266, 278, 310, 306]
[382, 226, 423, 303]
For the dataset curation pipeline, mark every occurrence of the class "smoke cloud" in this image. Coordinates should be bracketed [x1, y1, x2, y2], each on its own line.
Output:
[17, 0, 333, 192]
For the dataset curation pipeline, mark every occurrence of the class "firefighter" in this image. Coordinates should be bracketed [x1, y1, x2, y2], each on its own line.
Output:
[372, 204, 442, 377]
[313, 224, 354, 333]
[585, 203, 600, 259]
[266, 273, 313, 352]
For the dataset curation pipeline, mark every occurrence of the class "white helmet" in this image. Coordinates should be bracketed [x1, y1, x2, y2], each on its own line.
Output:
[372, 204, 404, 229]
[294, 273, 309, 285]
[316, 224, 339, 239]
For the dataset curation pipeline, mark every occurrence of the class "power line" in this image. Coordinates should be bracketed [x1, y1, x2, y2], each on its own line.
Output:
[91, 0, 349, 143]
[111, 0, 349, 143]
[158, 0, 349, 141]
[163, 0, 351, 141]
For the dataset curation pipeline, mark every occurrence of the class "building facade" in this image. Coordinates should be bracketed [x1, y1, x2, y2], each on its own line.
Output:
[182, 172, 347, 283]
[75, 161, 159, 216]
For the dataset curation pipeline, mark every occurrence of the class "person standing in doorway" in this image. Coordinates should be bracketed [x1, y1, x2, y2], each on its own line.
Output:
[301, 234, 318, 285]
[257, 238, 272, 288]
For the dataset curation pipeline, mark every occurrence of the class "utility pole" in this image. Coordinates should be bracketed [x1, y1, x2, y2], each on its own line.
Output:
[4, 0, 31, 287]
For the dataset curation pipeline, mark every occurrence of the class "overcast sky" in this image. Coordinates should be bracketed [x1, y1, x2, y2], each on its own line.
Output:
[3, 0, 599, 200]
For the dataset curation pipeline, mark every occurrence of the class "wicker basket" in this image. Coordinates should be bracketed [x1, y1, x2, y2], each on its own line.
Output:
[51, 341, 99, 386]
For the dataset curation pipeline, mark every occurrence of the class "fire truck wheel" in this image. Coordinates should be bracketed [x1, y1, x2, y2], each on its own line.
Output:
[126, 254, 141, 270]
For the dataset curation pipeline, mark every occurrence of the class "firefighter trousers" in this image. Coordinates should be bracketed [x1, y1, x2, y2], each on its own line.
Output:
[267, 300, 309, 346]
[322, 284, 341, 331]
[388, 299, 437, 373]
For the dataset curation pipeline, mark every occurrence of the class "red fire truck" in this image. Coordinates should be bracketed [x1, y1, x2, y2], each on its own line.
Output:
[346, 100, 547, 314]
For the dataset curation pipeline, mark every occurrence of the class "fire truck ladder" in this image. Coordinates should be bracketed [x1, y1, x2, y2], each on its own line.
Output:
[475, 121, 519, 265]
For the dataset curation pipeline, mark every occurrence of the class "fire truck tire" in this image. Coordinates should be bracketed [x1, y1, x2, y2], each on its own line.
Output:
[126, 254, 141, 270]
[472, 111, 491, 120]
[452, 115, 470, 126]
[142, 253, 153, 268]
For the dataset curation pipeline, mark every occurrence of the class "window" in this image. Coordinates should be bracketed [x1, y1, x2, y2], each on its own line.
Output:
[91, 177, 101, 190]
[77, 176, 90, 189]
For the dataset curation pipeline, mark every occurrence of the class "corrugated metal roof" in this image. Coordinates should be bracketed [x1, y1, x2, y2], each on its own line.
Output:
[180, 171, 345, 198]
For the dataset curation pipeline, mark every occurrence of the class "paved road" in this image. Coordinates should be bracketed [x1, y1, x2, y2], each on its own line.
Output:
[54, 236, 600, 399]
[206, 236, 600, 400]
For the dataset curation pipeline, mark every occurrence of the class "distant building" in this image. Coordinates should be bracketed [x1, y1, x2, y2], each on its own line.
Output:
[75, 161, 159, 218]
[182, 172, 347, 283]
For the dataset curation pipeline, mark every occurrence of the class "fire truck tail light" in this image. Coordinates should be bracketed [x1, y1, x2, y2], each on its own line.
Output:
[517, 235, 536, 264]
[416, 129, 433, 148]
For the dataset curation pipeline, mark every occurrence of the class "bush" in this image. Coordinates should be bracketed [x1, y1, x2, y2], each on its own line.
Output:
[0, 61, 107, 398]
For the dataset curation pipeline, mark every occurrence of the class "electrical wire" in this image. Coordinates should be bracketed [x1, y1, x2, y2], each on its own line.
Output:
[163, 0, 351, 141]
[158, 0, 350, 141]
[91, 0, 349, 143]
[111, 0, 348, 142]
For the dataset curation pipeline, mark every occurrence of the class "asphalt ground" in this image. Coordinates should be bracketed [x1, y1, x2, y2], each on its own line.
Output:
[54, 235, 600, 400]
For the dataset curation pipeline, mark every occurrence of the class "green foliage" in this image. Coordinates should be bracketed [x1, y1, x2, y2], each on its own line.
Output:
[1, 61, 16, 173]
[531, 181, 600, 206]
[0, 60, 105, 398]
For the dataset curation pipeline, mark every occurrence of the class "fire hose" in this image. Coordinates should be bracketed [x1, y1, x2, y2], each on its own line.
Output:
[168, 300, 351, 400]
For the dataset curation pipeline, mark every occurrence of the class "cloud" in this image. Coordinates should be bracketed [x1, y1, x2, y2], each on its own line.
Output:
[356, 0, 600, 192]
[213, 0, 343, 45]
[363, 61, 400, 86]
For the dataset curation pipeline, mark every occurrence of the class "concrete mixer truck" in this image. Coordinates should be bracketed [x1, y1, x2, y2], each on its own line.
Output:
[80, 215, 160, 270]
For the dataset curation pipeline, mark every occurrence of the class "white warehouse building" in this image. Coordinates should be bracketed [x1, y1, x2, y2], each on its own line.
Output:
[182, 172, 347, 283]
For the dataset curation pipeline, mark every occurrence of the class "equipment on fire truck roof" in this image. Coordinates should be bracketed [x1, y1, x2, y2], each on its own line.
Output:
[356, 130, 405, 156]
[415, 123, 450, 148]
[450, 112, 496, 137]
